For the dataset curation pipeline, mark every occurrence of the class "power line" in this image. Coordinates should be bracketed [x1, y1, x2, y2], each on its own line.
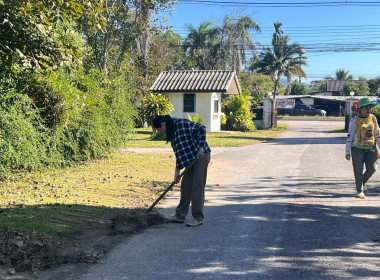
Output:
[177, 0, 380, 7]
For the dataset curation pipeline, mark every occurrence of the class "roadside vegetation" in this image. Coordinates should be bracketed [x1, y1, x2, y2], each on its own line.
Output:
[127, 125, 288, 148]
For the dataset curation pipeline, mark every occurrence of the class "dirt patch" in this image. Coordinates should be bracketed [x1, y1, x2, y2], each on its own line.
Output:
[0, 209, 166, 279]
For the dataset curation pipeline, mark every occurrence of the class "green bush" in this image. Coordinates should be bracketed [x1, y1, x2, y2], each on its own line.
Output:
[371, 105, 380, 120]
[187, 113, 204, 124]
[140, 93, 174, 126]
[222, 95, 255, 132]
[0, 68, 136, 178]
[220, 114, 227, 125]
[0, 92, 61, 179]
[54, 70, 136, 162]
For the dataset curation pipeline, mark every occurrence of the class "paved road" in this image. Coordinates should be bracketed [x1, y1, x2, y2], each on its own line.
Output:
[67, 120, 380, 279]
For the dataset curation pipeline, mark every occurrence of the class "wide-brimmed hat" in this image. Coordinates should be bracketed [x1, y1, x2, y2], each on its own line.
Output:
[358, 97, 375, 108]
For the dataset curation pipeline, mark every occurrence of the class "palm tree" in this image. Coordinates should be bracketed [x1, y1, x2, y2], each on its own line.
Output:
[183, 21, 220, 70]
[326, 68, 353, 80]
[252, 22, 307, 97]
[219, 15, 261, 72]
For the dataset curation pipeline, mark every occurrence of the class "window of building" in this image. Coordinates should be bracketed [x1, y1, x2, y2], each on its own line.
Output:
[183, 93, 195, 112]
[214, 100, 219, 113]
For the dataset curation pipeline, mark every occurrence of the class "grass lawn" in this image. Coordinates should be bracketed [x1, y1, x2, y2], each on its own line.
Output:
[126, 124, 288, 148]
[0, 152, 175, 237]
[1, 126, 288, 238]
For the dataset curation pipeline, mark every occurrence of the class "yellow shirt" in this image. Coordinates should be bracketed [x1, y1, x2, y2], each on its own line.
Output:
[346, 114, 380, 153]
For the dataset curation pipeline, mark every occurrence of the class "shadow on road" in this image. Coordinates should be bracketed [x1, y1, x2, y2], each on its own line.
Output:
[271, 136, 346, 145]
[180, 178, 380, 280]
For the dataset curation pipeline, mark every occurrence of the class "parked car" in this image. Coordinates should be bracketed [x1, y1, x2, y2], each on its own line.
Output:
[277, 103, 327, 116]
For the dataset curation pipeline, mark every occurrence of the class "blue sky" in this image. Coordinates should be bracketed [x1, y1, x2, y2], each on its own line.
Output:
[163, 0, 380, 82]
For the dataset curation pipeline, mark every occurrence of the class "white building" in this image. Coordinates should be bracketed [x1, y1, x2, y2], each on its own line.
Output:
[150, 70, 241, 132]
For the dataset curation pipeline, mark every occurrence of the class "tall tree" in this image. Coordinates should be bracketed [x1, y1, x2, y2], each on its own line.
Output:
[183, 21, 220, 70]
[219, 15, 261, 72]
[326, 68, 353, 80]
[81, 0, 174, 74]
[251, 22, 307, 97]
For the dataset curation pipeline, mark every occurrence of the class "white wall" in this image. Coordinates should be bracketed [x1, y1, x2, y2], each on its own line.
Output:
[263, 98, 273, 129]
[169, 94, 183, 119]
[168, 92, 222, 132]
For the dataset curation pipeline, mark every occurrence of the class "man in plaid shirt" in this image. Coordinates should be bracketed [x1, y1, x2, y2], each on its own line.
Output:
[153, 115, 211, 227]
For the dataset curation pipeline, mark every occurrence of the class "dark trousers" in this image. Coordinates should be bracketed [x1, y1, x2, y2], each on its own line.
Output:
[176, 153, 211, 221]
[351, 147, 377, 193]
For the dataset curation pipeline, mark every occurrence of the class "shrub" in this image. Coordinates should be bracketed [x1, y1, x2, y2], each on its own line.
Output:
[371, 105, 380, 120]
[220, 114, 227, 125]
[222, 95, 255, 132]
[140, 93, 174, 126]
[187, 114, 204, 124]
[0, 92, 61, 179]
[54, 70, 136, 161]
[0, 68, 137, 178]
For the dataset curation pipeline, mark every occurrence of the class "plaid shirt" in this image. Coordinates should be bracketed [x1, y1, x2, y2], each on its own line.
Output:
[171, 118, 211, 170]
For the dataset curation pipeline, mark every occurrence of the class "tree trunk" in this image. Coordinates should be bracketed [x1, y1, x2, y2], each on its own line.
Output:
[135, 0, 151, 77]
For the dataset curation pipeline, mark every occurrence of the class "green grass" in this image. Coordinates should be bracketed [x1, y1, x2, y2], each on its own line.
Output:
[0, 152, 175, 237]
[0, 126, 288, 238]
[0, 125, 288, 262]
[126, 125, 288, 148]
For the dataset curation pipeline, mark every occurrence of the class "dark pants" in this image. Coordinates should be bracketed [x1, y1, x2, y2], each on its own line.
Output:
[175, 153, 211, 221]
[351, 147, 377, 193]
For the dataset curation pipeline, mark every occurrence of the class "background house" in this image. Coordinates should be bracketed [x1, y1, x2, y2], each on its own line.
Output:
[326, 79, 360, 96]
[150, 70, 241, 132]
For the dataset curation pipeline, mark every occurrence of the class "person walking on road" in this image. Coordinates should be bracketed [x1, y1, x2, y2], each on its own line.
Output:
[345, 97, 380, 199]
[153, 115, 211, 227]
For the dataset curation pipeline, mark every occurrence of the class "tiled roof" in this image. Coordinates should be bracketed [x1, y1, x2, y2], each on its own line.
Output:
[150, 70, 241, 94]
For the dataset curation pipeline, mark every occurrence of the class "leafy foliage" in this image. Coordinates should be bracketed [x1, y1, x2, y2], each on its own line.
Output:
[187, 114, 204, 124]
[310, 80, 327, 92]
[368, 77, 380, 95]
[0, 0, 179, 178]
[290, 80, 309, 95]
[326, 68, 353, 80]
[183, 21, 220, 70]
[140, 93, 174, 126]
[251, 22, 307, 96]
[342, 80, 370, 96]
[371, 105, 380, 120]
[0, 92, 56, 178]
[238, 72, 282, 105]
[0, 69, 136, 178]
[222, 95, 255, 132]
[217, 15, 261, 71]
[182, 13, 261, 71]
[0, 0, 106, 71]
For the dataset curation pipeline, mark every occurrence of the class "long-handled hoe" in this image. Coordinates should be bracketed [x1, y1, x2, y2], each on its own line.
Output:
[146, 159, 197, 213]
